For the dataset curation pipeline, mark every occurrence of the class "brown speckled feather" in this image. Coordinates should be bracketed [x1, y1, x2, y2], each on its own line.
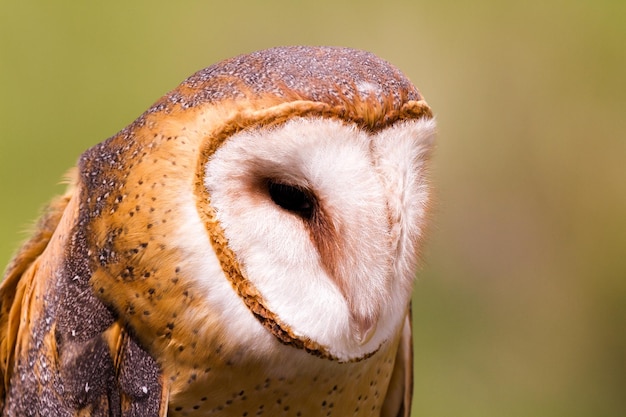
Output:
[0, 46, 432, 416]
[0, 172, 167, 416]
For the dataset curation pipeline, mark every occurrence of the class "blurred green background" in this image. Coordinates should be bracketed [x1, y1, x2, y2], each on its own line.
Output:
[1, 1, 624, 416]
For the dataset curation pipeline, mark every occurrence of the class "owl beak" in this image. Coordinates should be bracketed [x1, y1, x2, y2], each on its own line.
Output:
[353, 313, 378, 346]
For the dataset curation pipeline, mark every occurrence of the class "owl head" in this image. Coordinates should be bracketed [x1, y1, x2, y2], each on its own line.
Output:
[81, 46, 435, 364]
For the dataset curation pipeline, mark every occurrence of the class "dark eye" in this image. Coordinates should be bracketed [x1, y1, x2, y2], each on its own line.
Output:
[267, 180, 315, 219]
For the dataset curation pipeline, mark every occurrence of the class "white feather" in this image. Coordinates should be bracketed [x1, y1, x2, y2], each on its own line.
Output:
[189, 116, 436, 361]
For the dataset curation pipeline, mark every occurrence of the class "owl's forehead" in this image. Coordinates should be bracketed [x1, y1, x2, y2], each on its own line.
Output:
[223, 116, 428, 152]
[147, 46, 431, 128]
[182, 47, 418, 102]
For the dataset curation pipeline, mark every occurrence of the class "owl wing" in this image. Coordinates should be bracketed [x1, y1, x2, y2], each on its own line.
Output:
[381, 307, 414, 417]
[0, 174, 168, 416]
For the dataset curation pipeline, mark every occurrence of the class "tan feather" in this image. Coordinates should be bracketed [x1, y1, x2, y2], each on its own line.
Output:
[381, 309, 414, 417]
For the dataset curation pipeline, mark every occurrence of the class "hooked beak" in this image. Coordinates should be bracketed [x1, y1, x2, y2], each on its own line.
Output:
[352, 310, 379, 346]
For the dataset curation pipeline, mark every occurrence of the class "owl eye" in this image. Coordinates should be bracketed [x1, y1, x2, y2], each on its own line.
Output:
[267, 180, 315, 219]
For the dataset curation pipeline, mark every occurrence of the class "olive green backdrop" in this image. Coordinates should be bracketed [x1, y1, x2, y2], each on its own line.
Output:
[1, 1, 624, 416]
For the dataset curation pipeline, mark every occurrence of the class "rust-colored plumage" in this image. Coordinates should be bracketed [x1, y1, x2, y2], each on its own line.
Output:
[0, 46, 433, 416]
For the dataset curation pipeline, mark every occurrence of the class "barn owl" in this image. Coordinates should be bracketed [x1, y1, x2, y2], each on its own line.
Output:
[0, 46, 435, 416]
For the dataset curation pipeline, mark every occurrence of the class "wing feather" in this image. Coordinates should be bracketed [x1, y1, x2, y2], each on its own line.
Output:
[0, 170, 167, 416]
[0, 171, 76, 404]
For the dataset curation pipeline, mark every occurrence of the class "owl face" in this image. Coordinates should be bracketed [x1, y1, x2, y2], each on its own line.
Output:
[75, 46, 436, 367]
[196, 116, 435, 361]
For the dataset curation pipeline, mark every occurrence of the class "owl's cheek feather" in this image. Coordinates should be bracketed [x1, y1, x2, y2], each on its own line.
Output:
[308, 209, 381, 345]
